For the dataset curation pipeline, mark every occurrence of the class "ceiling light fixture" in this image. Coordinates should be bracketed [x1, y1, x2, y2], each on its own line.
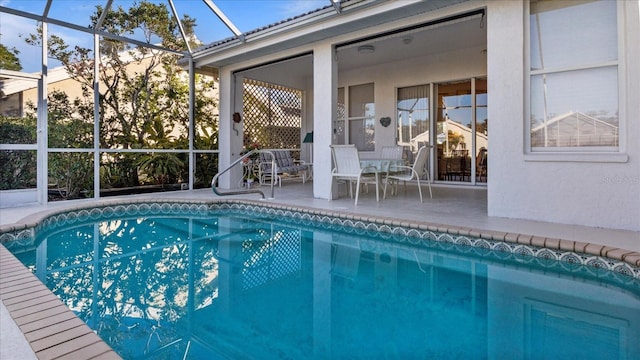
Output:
[402, 36, 413, 45]
[357, 45, 375, 54]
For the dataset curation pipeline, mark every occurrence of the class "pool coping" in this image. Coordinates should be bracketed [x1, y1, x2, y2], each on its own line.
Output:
[3, 198, 640, 268]
[1, 197, 639, 359]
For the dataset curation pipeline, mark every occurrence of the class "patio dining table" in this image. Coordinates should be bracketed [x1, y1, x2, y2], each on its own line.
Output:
[360, 158, 405, 173]
[359, 158, 405, 198]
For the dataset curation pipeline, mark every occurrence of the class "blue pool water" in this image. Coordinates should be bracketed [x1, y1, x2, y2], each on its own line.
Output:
[6, 205, 640, 359]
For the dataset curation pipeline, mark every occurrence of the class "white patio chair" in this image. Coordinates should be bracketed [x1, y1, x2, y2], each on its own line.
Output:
[330, 145, 379, 205]
[380, 145, 403, 160]
[383, 145, 432, 202]
[380, 145, 405, 182]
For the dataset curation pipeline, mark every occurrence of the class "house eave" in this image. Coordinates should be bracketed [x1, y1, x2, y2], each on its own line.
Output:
[191, 0, 470, 69]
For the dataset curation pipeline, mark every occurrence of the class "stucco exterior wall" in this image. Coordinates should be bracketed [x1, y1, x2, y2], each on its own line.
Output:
[487, 0, 640, 231]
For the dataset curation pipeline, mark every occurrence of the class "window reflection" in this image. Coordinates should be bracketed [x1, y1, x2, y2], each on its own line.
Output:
[397, 85, 430, 155]
[529, 0, 619, 150]
[437, 81, 472, 182]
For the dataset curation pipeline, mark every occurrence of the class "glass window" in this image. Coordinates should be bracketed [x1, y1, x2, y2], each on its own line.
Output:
[348, 83, 375, 151]
[397, 85, 430, 153]
[529, 0, 619, 151]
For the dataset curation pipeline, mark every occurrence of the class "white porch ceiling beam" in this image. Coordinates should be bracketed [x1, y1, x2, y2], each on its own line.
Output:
[0, 69, 41, 80]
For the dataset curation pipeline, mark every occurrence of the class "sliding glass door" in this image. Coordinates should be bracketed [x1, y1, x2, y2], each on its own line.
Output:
[396, 78, 487, 185]
[435, 78, 487, 184]
[397, 85, 430, 154]
[475, 79, 488, 183]
[437, 80, 472, 182]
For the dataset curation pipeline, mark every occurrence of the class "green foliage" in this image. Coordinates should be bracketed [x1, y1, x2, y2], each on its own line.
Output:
[0, 43, 22, 71]
[194, 127, 219, 188]
[135, 152, 185, 184]
[0, 115, 36, 143]
[48, 152, 93, 199]
[21, 92, 94, 198]
[92, 1, 196, 51]
[0, 149, 37, 190]
[40, 90, 94, 148]
[100, 153, 141, 189]
[23, 1, 218, 197]
[0, 116, 37, 189]
[194, 153, 218, 188]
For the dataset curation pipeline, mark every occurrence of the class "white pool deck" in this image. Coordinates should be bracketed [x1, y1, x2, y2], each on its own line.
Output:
[1, 182, 639, 359]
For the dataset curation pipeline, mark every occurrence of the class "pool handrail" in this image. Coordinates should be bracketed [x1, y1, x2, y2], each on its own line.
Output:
[211, 149, 276, 199]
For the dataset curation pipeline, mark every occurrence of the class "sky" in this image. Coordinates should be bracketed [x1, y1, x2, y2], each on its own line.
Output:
[0, 0, 331, 72]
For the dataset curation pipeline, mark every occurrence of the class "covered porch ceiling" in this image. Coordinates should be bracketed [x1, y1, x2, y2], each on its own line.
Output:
[227, 8, 486, 89]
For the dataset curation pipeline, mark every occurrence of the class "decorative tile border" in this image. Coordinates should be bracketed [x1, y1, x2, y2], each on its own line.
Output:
[229, 203, 640, 285]
[1, 199, 639, 284]
[0, 228, 34, 245]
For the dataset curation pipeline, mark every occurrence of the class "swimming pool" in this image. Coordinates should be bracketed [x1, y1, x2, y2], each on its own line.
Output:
[3, 201, 640, 359]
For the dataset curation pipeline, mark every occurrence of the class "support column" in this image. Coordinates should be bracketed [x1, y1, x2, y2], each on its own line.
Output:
[93, 34, 100, 199]
[312, 43, 338, 199]
[188, 58, 195, 189]
[37, 22, 48, 204]
[218, 68, 244, 189]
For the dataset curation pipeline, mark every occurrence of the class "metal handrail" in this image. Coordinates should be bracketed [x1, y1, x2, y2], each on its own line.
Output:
[211, 149, 276, 199]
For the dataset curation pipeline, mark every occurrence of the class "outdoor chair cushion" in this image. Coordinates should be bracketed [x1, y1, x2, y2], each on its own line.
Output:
[259, 150, 309, 183]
